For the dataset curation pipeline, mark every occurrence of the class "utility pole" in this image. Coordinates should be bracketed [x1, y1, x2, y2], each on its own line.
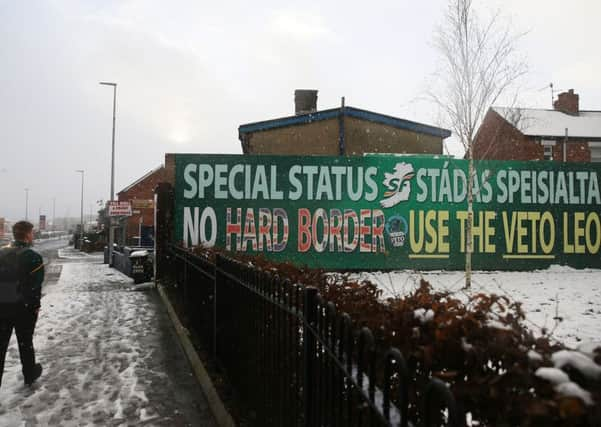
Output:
[564, 128, 568, 162]
[25, 188, 29, 220]
[100, 81, 117, 266]
[76, 170, 84, 249]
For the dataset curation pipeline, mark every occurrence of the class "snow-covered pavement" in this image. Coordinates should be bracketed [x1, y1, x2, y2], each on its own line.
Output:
[0, 248, 216, 426]
[359, 266, 601, 348]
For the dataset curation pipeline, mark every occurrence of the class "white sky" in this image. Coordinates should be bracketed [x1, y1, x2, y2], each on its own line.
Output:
[1, 0, 600, 222]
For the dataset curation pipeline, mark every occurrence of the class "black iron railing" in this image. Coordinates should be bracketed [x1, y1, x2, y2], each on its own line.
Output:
[162, 244, 463, 427]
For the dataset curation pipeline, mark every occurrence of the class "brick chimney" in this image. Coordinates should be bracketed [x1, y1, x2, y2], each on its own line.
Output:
[553, 89, 579, 115]
[294, 89, 318, 115]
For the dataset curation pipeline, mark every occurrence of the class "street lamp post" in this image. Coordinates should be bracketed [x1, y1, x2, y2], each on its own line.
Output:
[100, 81, 117, 266]
[76, 170, 84, 249]
[25, 188, 29, 220]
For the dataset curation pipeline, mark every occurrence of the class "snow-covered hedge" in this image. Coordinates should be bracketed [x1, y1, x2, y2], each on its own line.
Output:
[191, 246, 601, 426]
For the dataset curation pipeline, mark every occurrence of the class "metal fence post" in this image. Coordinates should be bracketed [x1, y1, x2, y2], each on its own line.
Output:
[183, 251, 189, 303]
[423, 378, 463, 427]
[213, 254, 219, 360]
[303, 287, 318, 427]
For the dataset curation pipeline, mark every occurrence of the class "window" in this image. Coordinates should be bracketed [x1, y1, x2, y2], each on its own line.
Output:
[590, 142, 601, 162]
[541, 140, 555, 161]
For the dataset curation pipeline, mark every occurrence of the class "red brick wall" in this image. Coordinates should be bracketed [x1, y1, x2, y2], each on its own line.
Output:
[473, 109, 531, 160]
[473, 109, 591, 162]
[117, 166, 167, 242]
[551, 141, 591, 162]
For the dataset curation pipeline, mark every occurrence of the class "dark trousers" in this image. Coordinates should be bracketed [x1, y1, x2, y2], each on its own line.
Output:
[0, 307, 38, 387]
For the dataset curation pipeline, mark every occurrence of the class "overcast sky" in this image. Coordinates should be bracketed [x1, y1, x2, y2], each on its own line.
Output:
[1, 0, 600, 223]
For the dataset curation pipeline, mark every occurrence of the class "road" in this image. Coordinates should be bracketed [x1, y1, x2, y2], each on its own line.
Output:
[34, 237, 71, 262]
[34, 237, 71, 292]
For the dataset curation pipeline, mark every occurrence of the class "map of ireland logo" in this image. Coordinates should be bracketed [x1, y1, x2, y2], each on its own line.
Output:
[380, 162, 415, 208]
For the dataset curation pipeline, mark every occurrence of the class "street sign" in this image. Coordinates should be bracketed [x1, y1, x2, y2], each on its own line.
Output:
[131, 199, 154, 209]
[108, 201, 132, 217]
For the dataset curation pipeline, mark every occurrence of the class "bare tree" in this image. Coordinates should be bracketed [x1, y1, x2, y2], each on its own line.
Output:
[429, 0, 527, 287]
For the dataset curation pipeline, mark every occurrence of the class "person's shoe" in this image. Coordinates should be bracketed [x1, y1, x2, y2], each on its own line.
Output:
[24, 364, 42, 386]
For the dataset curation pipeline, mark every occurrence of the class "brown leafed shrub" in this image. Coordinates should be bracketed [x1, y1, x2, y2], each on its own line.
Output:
[190, 246, 601, 426]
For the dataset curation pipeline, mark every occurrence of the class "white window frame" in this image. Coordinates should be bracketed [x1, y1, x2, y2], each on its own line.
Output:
[589, 141, 601, 163]
[541, 139, 555, 161]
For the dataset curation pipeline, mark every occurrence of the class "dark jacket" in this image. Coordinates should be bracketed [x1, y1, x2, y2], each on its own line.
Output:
[1, 240, 44, 310]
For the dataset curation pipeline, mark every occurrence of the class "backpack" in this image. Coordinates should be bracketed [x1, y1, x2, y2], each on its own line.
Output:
[0, 247, 25, 304]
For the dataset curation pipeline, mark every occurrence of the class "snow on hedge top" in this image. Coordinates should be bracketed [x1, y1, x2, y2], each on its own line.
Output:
[576, 341, 601, 359]
[535, 367, 595, 405]
[492, 107, 601, 139]
[535, 367, 570, 385]
[551, 350, 601, 380]
[528, 350, 543, 362]
[486, 319, 512, 331]
[413, 308, 434, 323]
[555, 382, 594, 406]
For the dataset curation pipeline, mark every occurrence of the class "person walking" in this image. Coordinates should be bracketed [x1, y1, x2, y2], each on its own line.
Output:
[0, 221, 44, 388]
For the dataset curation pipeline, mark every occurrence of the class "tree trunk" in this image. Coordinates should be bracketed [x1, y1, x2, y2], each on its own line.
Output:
[465, 143, 474, 288]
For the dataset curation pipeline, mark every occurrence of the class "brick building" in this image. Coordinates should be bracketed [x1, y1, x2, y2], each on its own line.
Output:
[116, 165, 167, 245]
[473, 89, 601, 162]
[238, 90, 451, 155]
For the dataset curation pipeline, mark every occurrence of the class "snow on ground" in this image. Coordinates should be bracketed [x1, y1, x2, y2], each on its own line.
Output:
[57, 247, 93, 259]
[0, 248, 215, 426]
[357, 266, 601, 348]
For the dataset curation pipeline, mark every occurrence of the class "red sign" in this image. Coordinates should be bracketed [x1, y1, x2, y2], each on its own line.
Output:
[108, 201, 132, 217]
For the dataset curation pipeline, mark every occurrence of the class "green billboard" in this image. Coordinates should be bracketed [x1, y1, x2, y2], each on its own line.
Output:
[174, 154, 601, 270]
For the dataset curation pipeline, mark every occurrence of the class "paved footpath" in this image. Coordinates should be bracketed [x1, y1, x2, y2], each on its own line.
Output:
[0, 247, 216, 426]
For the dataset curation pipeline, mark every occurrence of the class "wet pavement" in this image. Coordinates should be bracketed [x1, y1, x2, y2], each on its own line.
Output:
[0, 245, 216, 426]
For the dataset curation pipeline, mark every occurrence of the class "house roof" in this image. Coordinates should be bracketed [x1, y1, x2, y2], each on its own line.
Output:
[238, 106, 452, 139]
[493, 107, 601, 140]
[118, 165, 164, 195]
